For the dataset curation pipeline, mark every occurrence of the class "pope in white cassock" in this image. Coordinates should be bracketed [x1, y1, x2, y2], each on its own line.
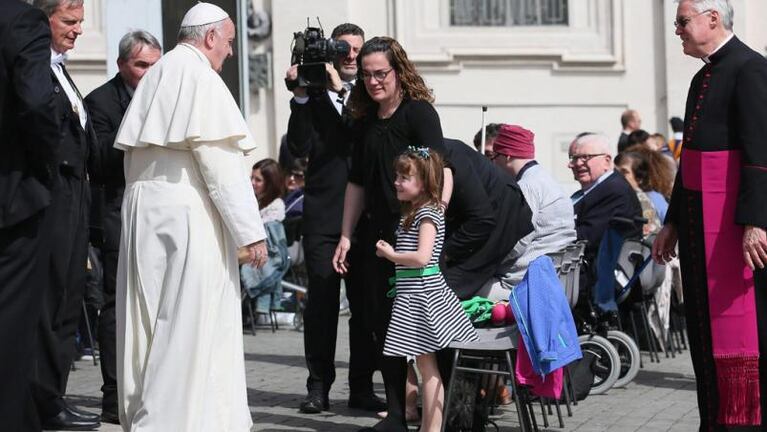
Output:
[113, 3, 268, 431]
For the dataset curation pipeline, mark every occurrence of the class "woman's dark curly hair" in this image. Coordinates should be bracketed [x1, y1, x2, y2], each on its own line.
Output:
[348, 36, 433, 119]
[615, 145, 674, 199]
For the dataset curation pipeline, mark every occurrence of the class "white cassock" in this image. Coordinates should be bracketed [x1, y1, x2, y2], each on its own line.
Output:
[113, 43, 265, 432]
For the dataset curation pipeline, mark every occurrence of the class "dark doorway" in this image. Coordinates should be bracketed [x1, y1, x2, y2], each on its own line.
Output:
[161, 0, 241, 106]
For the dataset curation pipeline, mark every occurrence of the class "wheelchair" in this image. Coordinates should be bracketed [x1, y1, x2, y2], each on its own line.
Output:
[615, 230, 673, 365]
[549, 241, 623, 396]
[590, 216, 670, 391]
[553, 216, 660, 395]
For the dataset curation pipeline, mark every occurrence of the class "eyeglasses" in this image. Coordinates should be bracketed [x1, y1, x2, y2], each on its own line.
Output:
[673, 9, 711, 28]
[568, 153, 606, 164]
[361, 68, 394, 82]
[488, 152, 510, 162]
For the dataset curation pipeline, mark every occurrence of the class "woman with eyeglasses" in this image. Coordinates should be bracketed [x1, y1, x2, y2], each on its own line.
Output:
[331, 36, 452, 432]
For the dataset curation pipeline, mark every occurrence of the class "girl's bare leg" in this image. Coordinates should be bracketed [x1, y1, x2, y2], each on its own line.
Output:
[416, 353, 443, 432]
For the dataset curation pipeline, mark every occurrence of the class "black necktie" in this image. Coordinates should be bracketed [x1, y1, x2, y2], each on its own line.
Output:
[60, 63, 84, 102]
[336, 87, 347, 106]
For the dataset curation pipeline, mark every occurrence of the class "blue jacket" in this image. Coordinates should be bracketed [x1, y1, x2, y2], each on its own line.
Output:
[509, 256, 582, 376]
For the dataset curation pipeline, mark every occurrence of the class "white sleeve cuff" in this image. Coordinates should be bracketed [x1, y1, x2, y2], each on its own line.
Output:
[293, 95, 310, 104]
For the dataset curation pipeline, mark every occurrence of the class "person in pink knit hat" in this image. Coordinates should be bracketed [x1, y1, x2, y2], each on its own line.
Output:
[477, 124, 576, 300]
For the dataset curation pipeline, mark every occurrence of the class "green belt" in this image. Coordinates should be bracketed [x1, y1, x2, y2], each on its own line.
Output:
[386, 265, 441, 298]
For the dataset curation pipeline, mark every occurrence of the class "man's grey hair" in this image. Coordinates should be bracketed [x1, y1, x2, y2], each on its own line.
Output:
[177, 19, 227, 44]
[573, 133, 611, 155]
[32, 0, 83, 17]
[118, 30, 162, 61]
[678, 0, 734, 30]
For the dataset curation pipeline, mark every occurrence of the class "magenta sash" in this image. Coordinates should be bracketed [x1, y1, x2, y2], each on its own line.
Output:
[681, 148, 761, 425]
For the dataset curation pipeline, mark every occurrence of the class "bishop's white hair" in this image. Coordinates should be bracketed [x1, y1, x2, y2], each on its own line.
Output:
[677, 0, 734, 30]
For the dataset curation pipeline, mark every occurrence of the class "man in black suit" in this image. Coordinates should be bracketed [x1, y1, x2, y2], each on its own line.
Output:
[569, 133, 641, 255]
[569, 133, 641, 314]
[286, 23, 384, 414]
[0, 1, 60, 430]
[617, 109, 641, 153]
[441, 138, 533, 300]
[29, 0, 100, 429]
[84, 29, 161, 425]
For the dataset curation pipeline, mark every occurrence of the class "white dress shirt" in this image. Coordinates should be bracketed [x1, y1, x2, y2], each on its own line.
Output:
[293, 78, 355, 115]
[50, 49, 87, 128]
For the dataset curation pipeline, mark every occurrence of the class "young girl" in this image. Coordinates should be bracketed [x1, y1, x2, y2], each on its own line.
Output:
[375, 147, 478, 431]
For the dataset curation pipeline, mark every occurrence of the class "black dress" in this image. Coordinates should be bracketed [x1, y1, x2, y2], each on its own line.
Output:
[348, 98, 447, 335]
[350, 98, 447, 235]
[347, 97, 448, 429]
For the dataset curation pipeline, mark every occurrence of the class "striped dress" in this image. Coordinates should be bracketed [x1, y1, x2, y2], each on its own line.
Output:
[383, 206, 478, 357]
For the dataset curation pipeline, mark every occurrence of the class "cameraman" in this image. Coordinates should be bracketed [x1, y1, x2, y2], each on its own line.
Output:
[285, 23, 384, 415]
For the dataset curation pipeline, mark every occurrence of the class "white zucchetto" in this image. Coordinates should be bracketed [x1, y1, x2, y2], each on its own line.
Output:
[180, 2, 229, 27]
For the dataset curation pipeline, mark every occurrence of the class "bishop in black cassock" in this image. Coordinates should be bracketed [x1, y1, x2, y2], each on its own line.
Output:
[654, 1, 767, 430]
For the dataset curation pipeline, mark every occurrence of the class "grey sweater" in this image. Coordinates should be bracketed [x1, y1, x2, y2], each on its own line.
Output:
[499, 163, 577, 286]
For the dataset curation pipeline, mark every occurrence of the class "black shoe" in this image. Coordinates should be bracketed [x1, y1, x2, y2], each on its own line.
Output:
[100, 410, 120, 424]
[356, 416, 408, 432]
[62, 403, 100, 422]
[348, 393, 387, 412]
[299, 392, 329, 414]
[41, 408, 100, 431]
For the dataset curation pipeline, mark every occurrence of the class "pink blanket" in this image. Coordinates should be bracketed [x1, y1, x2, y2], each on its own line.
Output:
[515, 335, 563, 399]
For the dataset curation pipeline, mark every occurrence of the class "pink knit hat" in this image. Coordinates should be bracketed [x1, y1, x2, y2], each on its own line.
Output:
[493, 124, 535, 159]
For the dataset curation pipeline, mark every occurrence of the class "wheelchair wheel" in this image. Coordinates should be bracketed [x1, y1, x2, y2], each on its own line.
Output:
[607, 330, 640, 388]
[578, 334, 621, 395]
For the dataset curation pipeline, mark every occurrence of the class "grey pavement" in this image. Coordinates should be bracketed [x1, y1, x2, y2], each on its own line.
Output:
[64, 319, 700, 431]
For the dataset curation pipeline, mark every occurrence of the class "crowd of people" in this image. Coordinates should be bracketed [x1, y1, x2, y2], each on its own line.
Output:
[2, 0, 767, 431]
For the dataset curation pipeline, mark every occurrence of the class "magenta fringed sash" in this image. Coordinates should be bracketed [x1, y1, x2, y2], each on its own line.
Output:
[681, 149, 761, 426]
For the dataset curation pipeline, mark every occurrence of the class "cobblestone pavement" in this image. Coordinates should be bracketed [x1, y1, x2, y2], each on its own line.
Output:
[64, 318, 699, 432]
